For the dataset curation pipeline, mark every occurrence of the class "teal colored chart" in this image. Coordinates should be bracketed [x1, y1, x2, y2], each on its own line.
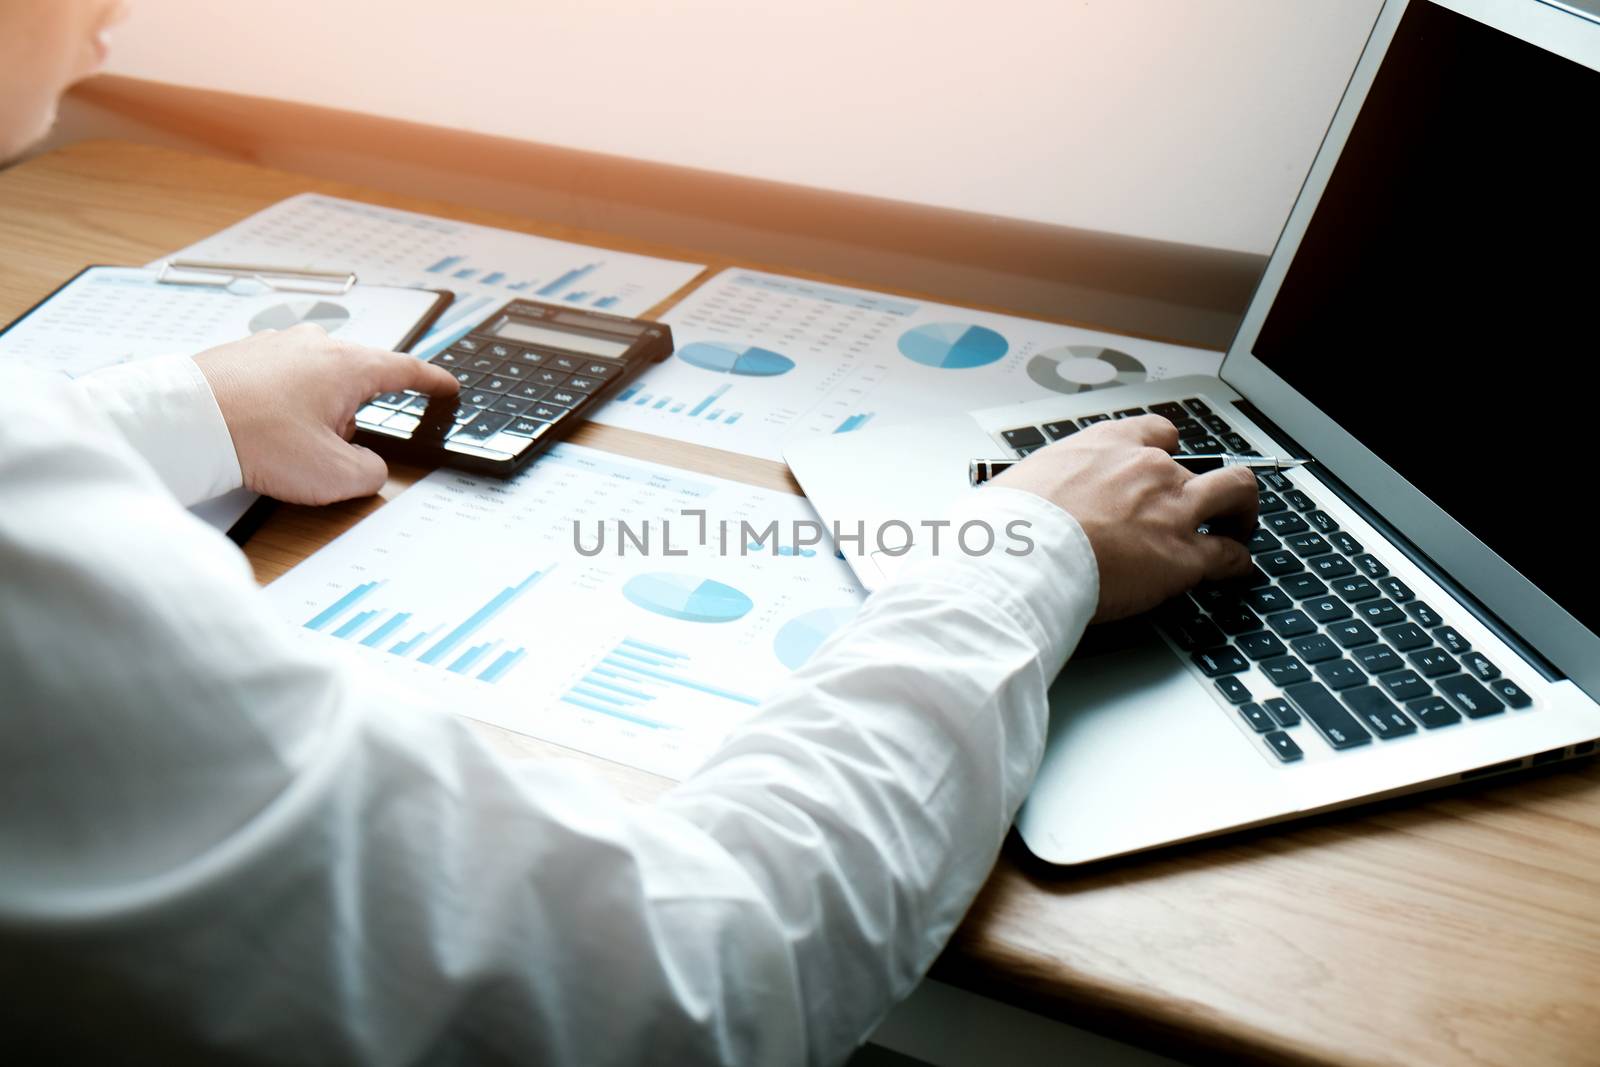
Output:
[623, 573, 754, 623]
[772, 606, 859, 669]
[897, 322, 1008, 369]
[677, 341, 795, 377]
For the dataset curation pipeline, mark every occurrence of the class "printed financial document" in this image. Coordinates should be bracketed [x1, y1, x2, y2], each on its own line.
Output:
[264, 444, 866, 779]
[593, 268, 1223, 461]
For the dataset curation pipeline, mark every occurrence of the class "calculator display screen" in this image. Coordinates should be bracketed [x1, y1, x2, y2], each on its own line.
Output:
[492, 319, 630, 358]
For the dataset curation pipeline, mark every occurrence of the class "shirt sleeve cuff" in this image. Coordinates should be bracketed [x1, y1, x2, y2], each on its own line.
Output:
[73, 355, 244, 508]
[887, 486, 1101, 672]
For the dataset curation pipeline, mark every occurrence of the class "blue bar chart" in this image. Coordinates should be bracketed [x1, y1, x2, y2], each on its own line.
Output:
[833, 412, 876, 433]
[562, 638, 760, 729]
[615, 385, 742, 425]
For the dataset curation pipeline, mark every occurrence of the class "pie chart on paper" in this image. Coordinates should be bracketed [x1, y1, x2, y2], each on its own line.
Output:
[677, 341, 795, 377]
[897, 322, 1009, 369]
[1026, 345, 1147, 394]
[772, 605, 859, 670]
[249, 299, 352, 335]
[622, 573, 754, 623]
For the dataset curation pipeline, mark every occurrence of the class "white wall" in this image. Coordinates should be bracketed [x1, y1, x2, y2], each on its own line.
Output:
[104, 0, 1380, 255]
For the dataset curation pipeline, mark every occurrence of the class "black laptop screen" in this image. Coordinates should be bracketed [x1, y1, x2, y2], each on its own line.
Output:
[1250, 1, 1598, 633]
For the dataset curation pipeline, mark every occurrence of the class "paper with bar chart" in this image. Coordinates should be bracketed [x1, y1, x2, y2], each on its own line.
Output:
[265, 444, 865, 778]
[591, 268, 1223, 461]
[166, 194, 706, 360]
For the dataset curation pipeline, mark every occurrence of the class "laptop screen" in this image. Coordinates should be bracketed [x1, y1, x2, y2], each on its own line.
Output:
[1249, 0, 1597, 633]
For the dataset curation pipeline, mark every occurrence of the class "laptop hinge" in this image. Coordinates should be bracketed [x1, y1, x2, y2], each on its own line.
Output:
[1230, 399, 1563, 683]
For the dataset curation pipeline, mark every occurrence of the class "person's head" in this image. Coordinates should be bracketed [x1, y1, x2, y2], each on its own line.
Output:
[0, 0, 130, 162]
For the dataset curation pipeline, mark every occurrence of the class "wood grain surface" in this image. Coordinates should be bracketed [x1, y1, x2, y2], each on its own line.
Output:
[4, 140, 1597, 1067]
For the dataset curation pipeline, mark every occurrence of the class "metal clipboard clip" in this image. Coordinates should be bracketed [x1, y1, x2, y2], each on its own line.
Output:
[156, 260, 358, 296]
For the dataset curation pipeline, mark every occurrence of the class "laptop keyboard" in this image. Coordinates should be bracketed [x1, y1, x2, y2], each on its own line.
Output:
[998, 398, 1536, 766]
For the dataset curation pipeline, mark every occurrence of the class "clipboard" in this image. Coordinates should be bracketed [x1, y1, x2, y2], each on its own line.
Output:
[0, 262, 455, 543]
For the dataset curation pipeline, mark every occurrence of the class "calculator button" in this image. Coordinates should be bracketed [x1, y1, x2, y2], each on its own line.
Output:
[401, 395, 432, 415]
[371, 392, 408, 409]
[548, 388, 586, 408]
[382, 412, 422, 433]
[527, 404, 569, 423]
[433, 350, 465, 366]
[492, 395, 532, 415]
[495, 362, 529, 380]
[454, 337, 482, 353]
[452, 370, 484, 387]
[355, 403, 391, 426]
[463, 391, 497, 408]
[482, 377, 512, 393]
[531, 369, 566, 387]
[486, 343, 516, 360]
[563, 376, 601, 393]
[511, 349, 547, 365]
[514, 383, 552, 402]
[451, 412, 513, 440]
[580, 360, 625, 379]
[505, 417, 553, 438]
[549, 355, 584, 373]
[482, 431, 536, 456]
[467, 357, 499, 372]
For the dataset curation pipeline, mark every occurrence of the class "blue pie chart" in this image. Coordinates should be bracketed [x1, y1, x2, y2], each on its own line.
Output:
[897, 322, 1009, 369]
[623, 573, 754, 623]
[772, 606, 859, 670]
[677, 341, 795, 377]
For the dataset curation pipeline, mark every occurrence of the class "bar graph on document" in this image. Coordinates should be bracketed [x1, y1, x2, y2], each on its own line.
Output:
[265, 444, 865, 779]
[591, 267, 1225, 461]
[165, 193, 705, 360]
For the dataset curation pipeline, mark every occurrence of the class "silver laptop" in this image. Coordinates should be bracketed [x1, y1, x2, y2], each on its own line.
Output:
[786, 0, 1600, 864]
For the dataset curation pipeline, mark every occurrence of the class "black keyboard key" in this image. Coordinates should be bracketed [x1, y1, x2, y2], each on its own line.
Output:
[1246, 528, 1282, 555]
[1343, 686, 1416, 739]
[1433, 625, 1470, 653]
[1160, 613, 1226, 652]
[1285, 682, 1373, 749]
[1284, 489, 1316, 511]
[1261, 656, 1312, 688]
[1183, 397, 1212, 416]
[514, 383, 552, 402]
[463, 390, 498, 408]
[1199, 413, 1229, 434]
[1354, 554, 1389, 579]
[1352, 645, 1406, 675]
[484, 343, 516, 360]
[1012, 445, 1040, 458]
[1488, 677, 1532, 709]
[1381, 622, 1432, 652]
[1243, 586, 1293, 614]
[1002, 426, 1047, 450]
[1257, 491, 1288, 515]
[1377, 577, 1414, 602]
[1407, 696, 1462, 729]
[1315, 659, 1366, 690]
[1436, 674, 1505, 718]
[563, 376, 602, 393]
[492, 395, 532, 416]
[509, 349, 548, 366]
[548, 354, 585, 373]
[1280, 574, 1328, 600]
[1169, 416, 1203, 438]
[1266, 610, 1317, 638]
[1330, 531, 1364, 555]
[1265, 512, 1310, 537]
[1150, 401, 1187, 420]
[1238, 631, 1288, 661]
[1356, 599, 1405, 628]
[1117, 407, 1150, 419]
[1186, 435, 1223, 454]
[1409, 647, 1457, 678]
[1460, 651, 1500, 682]
[1333, 576, 1381, 602]
[1211, 605, 1264, 635]
[578, 359, 625, 380]
[548, 389, 587, 408]
[1236, 703, 1274, 731]
[531, 369, 567, 387]
[1235, 563, 1272, 589]
[1042, 419, 1079, 441]
[1309, 555, 1357, 580]
[1192, 647, 1249, 676]
[1328, 619, 1378, 648]
[1286, 532, 1334, 558]
[467, 356, 499, 372]
[495, 361, 530, 380]
[1258, 551, 1304, 577]
[1380, 670, 1432, 702]
[1406, 602, 1445, 629]
[1258, 469, 1293, 492]
[1291, 634, 1342, 663]
[1304, 595, 1352, 623]
[1264, 697, 1301, 728]
[1306, 510, 1339, 534]
[1222, 433, 1256, 455]
[1264, 730, 1304, 762]
[1216, 677, 1254, 705]
[452, 412, 513, 440]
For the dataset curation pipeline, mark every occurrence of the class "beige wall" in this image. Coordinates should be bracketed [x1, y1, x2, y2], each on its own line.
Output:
[103, 0, 1381, 256]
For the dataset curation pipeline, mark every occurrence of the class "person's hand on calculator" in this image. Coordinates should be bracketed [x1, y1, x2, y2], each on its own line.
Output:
[194, 324, 460, 506]
[995, 414, 1259, 622]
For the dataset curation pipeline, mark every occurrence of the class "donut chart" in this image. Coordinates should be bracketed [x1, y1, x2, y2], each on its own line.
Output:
[898, 322, 1009, 369]
[1026, 345, 1146, 394]
[249, 299, 351, 334]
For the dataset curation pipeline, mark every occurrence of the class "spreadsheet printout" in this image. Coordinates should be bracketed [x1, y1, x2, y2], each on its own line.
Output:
[264, 444, 866, 779]
[593, 268, 1223, 461]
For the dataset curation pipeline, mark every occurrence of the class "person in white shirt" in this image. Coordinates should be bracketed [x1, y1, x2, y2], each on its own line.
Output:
[0, 3, 1261, 1064]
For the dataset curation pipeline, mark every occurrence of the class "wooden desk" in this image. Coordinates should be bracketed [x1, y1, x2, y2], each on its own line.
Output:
[4, 140, 1598, 1067]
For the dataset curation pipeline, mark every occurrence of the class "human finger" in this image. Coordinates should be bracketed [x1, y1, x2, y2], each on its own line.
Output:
[350, 347, 462, 399]
[1182, 465, 1259, 528]
[1090, 413, 1180, 452]
[1190, 529, 1254, 583]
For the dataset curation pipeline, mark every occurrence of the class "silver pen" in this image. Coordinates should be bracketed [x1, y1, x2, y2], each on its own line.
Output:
[969, 453, 1309, 487]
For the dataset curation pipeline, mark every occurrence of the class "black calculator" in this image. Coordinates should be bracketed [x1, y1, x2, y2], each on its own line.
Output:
[355, 300, 674, 476]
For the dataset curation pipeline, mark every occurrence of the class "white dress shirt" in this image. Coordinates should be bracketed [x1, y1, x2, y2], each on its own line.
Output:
[0, 355, 1098, 1065]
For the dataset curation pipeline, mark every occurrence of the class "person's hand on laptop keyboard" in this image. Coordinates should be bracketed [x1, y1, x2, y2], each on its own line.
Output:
[995, 414, 1258, 622]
